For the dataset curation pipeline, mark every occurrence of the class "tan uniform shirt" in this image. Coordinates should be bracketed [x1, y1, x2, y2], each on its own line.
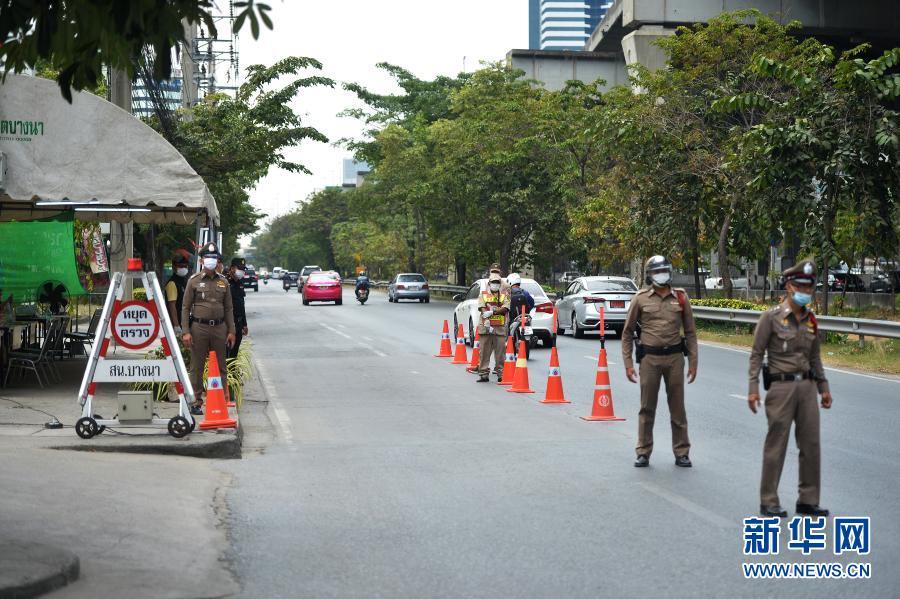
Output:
[181, 270, 236, 334]
[748, 301, 829, 396]
[621, 286, 698, 370]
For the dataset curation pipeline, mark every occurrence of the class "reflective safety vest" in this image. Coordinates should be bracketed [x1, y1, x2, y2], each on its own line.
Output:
[480, 291, 509, 327]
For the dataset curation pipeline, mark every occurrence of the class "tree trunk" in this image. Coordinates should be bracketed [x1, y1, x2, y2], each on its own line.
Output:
[718, 201, 735, 299]
[454, 256, 467, 287]
[691, 216, 703, 298]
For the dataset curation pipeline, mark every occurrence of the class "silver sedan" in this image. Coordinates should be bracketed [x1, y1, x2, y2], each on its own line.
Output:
[556, 276, 638, 338]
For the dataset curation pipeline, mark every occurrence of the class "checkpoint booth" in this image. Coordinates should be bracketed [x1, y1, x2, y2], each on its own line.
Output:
[0, 73, 221, 437]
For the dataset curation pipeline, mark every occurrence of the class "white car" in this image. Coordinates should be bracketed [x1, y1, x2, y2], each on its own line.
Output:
[704, 276, 749, 290]
[452, 278, 556, 349]
[556, 276, 638, 338]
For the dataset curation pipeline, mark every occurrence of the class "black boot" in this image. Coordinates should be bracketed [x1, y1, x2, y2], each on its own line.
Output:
[476, 374, 489, 383]
[760, 505, 788, 518]
[675, 455, 692, 468]
[796, 503, 829, 517]
[634, 455, 649, 467]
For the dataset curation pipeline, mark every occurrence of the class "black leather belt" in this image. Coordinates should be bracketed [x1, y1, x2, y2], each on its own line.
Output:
[642, 343, 684, 356]
[769, 371, 815, 383]
[193, 318, 224, 326]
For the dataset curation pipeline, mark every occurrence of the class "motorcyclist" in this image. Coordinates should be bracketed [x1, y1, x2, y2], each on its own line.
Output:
[355, 271, 371, 298]
[507, 273, 535, 324]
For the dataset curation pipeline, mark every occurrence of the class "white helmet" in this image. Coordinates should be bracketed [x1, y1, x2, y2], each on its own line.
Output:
[507, 273, 521, 286]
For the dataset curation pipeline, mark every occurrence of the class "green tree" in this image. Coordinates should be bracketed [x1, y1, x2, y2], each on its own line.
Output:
[0, 0, 274, 100]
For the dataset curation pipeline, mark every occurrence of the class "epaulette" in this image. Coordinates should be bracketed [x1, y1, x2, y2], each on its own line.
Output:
[189, 272, 202, 280]
[637, 287, 653, 295]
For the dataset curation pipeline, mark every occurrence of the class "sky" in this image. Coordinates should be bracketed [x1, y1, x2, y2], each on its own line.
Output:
[236, 0, 528, 247]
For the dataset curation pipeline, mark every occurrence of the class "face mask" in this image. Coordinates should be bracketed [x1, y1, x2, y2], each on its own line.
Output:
[792, 291, 812, 307]
[202, 257, 218, 270]
[489, 283, 501, 292]
[175, 267, 188, 277]
[651, 272, 671, 286]
[234, 269, 245, 279]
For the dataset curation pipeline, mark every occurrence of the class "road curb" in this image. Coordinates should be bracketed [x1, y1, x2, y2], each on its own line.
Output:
[48, 426, 243, 459]
[0, 540, 79, 598]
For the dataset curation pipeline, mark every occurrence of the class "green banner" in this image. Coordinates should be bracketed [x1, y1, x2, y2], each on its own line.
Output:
[0, 212, 88, 304]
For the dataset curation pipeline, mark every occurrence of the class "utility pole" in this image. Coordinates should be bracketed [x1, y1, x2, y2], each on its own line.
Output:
[109, 68, 135, 299]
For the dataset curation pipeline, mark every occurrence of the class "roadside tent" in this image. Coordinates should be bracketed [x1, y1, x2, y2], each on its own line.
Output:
[0, 73, 219, 225]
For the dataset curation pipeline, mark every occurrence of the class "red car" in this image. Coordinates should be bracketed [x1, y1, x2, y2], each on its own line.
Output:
[302, 272, 343, 305]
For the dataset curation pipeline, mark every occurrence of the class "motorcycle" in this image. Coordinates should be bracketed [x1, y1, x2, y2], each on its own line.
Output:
[509, 312, 534, 360]
[356, 286, 369, 305]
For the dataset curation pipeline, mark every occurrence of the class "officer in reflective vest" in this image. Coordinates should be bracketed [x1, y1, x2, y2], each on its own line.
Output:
[748, 258, 832, 518]
[476, 273, 510, 382]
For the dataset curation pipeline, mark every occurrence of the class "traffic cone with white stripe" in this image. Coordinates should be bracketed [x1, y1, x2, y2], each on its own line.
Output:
[541, 347, 570, 404]
[498, 336, 516, 386]
[451, 323, 469, 364]
[435, 320, 453, 357]
[199, 351, 237, 430]
[466, 328, 481, 373]
[581, 346, 624, 421]
[507, 340, 535, 394]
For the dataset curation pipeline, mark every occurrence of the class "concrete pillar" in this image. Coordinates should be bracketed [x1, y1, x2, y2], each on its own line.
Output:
[621, 25, 676, 72]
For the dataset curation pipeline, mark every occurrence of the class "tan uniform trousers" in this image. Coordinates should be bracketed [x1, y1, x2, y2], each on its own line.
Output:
[761, 379, 820, 506]
[478, 332, 507, 377]
[637, 352, 690, 458]
[189, 322, 228, 399]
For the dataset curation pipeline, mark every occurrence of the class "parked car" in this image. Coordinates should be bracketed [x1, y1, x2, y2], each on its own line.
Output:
[830, 271, 866, 292]
[556, 276, 638, 338]
[299, 265, 322, 290]
[242, 267, 259, 292]
[302, 272, 343, 305]
[704, 276, 749, 290]
[272, 267, 284, 279]
[388, 273, 430, 303]
[870, 273, 892, 293]
[282, 271, 299, 291]
[452, 278, 555, 350]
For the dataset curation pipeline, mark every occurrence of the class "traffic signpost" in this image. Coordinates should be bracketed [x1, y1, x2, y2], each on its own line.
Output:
[75, 258, 196, 438]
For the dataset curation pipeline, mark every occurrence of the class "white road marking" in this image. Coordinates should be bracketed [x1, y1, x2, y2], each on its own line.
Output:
[410, 370, 421, 375]
[699, 341, 900, 384]
[319, 322, 386, 357]
[638, 482, 732, 529]
[582, 355, 616, 365]
[253, 358, 293, 445]
[337, 323, 347, 329]
[729, 394, 746, 400]
[362, 336, 373, 342]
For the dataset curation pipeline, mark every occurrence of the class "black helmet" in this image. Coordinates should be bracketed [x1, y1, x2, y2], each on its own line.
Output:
[644, 255, 672, 285]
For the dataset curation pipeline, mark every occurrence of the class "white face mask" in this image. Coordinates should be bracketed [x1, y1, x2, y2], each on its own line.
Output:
[175, 267, 189, 277]
[234, 269, 245, 279]
[651, 272, 671, 286]
[202, 257, 218, 270]
[489, 283, 501, 292]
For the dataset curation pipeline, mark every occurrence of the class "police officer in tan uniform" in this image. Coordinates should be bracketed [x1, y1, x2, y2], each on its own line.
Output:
[622, 255, 698, 468]
[476, 273, 510, 382]
[181, 242, 235, 414]
[748, 259, 832, 518]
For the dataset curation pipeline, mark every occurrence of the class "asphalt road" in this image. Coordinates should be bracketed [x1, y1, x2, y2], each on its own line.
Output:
[222, 283, 900, 598]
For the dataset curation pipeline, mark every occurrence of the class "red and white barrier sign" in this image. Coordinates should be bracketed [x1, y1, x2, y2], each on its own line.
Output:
[111, 300, 159, 350]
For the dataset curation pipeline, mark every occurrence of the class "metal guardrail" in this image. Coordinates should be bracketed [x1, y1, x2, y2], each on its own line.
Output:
[344, 281, 900, 339]
[691, 306, 900, 339]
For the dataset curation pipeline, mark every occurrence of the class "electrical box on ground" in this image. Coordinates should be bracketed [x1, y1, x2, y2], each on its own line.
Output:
[117, 390, 153, 423]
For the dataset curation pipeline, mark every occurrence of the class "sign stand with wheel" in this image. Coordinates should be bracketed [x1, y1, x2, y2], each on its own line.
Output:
[75, 258, 196, 438]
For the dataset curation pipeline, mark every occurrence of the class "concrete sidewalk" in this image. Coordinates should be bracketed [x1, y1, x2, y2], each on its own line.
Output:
[0, 359, 241, 459]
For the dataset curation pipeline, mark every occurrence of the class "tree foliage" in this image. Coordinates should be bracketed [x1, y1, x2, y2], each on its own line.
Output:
[0, 0, 274, 100]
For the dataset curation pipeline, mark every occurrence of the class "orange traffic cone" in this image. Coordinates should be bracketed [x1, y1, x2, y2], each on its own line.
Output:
[541, 347, 570, 404]
[451, 323, 469, 364]
[498, 336, 516, 386]
[466, 328, 481, 373]
[435, 320, 453, 357]
[507, 340, 535, 394]
[199, 351, 237, 430]
[581, 347, 624, 421]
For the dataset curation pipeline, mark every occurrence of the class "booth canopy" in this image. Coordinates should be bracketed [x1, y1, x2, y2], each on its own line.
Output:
[0, 73, 218, 225]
